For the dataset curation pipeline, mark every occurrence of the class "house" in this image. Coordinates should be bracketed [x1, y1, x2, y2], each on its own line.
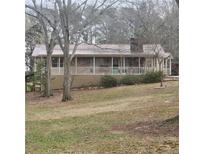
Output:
[32, 38, 172, 89]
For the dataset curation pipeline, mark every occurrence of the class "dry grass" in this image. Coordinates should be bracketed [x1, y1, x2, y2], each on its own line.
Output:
[26, 81, 178, 154]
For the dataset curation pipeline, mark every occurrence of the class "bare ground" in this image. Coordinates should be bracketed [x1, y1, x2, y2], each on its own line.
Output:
[111, 115, 179, 137]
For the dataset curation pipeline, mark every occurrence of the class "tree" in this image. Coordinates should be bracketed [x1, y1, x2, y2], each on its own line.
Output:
[123, 0, 177, 87]
[26, 0, 58, 97]
[55, 0, 119, 101]
[25, 23, 42, 72]
[152, 44, 171, 87]
[94, 0, 178, 59]
[93, 7, 130, 44]
[26, 0, 119, 101]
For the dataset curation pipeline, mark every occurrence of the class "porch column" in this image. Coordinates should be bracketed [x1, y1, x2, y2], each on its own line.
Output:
[152, 58, 154, 71]
[169, 58, 172, 76]
[93, 57, 95, 75]
[120, 57, 123, 74]
[75, 56, 78, 75]
[145, 58, 147, 72]
[144, 58, 146, 72]
[111, 57, 113, 75]
[123, 57, 126, 74]
[165, 59, 168, 74]
[138, 57, 141, 74]
[58, 57, 60, 74]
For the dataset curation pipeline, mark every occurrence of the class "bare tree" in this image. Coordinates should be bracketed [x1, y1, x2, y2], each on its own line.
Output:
[124, 0, 178, 87]
[93, 7, 130, 44]
[25, 23, 42, 72]
[55, 0, 119, 101]
[104, 0, 177, 59]
[26, 0, 119, 101]
[26, 0, 58, 97]
[152, 44, 171, 87]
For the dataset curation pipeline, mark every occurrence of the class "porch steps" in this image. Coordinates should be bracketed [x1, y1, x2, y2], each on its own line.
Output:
[164, 76, 179, 81]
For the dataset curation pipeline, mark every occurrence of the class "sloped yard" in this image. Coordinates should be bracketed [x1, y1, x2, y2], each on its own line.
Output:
[26, 81, 179, 154]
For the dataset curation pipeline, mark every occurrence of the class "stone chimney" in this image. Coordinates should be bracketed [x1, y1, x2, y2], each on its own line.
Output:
[130, 38, 144, 53]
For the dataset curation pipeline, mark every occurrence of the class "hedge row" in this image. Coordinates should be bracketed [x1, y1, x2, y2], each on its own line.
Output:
[100, 71, 164, 88]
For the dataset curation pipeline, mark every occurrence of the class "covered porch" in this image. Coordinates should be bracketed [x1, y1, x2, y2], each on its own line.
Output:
[48, 56, 172, 76]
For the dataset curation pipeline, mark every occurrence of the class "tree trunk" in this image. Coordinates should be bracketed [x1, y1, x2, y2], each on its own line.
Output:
[175, 0, 179, 7]
[44, 53, 53, 97]
[62, 54, 72, 102]
[159, 60, 163, 87]
[160, 79, 163, 87]
[156, 58, 159, 71]
[29, 56, 34, 72]
[32, 73, 35, 92]
[25, 78, 27, 92]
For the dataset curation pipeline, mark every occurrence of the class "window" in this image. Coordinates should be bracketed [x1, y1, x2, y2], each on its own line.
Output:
[52, 57, 58, 67]
[96, 57, 111, 67]
[125, 57, 139, 67]
[78, 57, 93, 67]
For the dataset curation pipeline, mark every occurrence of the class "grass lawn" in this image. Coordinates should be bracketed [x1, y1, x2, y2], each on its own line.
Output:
[26, 81, 179, 154]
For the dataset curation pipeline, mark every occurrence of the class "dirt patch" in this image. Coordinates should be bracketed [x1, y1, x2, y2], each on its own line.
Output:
[26, 88, 105, 104]
[112, 116, 179, 137]
[25, 90, 63, 103]
[26, 97, 144, 121]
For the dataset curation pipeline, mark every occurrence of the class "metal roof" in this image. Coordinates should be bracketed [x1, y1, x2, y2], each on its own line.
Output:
[32, 43, 172, 58]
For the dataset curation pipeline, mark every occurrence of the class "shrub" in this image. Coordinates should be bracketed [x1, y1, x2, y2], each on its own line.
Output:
[121, 75, 144, 85]
[27, 84, 34, 92]
[121, 75, 137, 85]
[142, 71, 164, 83]
[135, 75, 144, 84]
[101, 75, 117, 88]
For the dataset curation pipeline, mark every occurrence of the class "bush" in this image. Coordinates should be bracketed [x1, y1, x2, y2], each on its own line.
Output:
[121, 75, 144, 85]
[26, 83, 34, 92]
[135, 75, 144, 84]
[121, 76, 137, 85]
[142, 71, 164, 83]
[101, 75, 117, 88]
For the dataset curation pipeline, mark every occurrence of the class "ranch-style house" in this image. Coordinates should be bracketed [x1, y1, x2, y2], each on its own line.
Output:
[32, 38, 173, 89]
